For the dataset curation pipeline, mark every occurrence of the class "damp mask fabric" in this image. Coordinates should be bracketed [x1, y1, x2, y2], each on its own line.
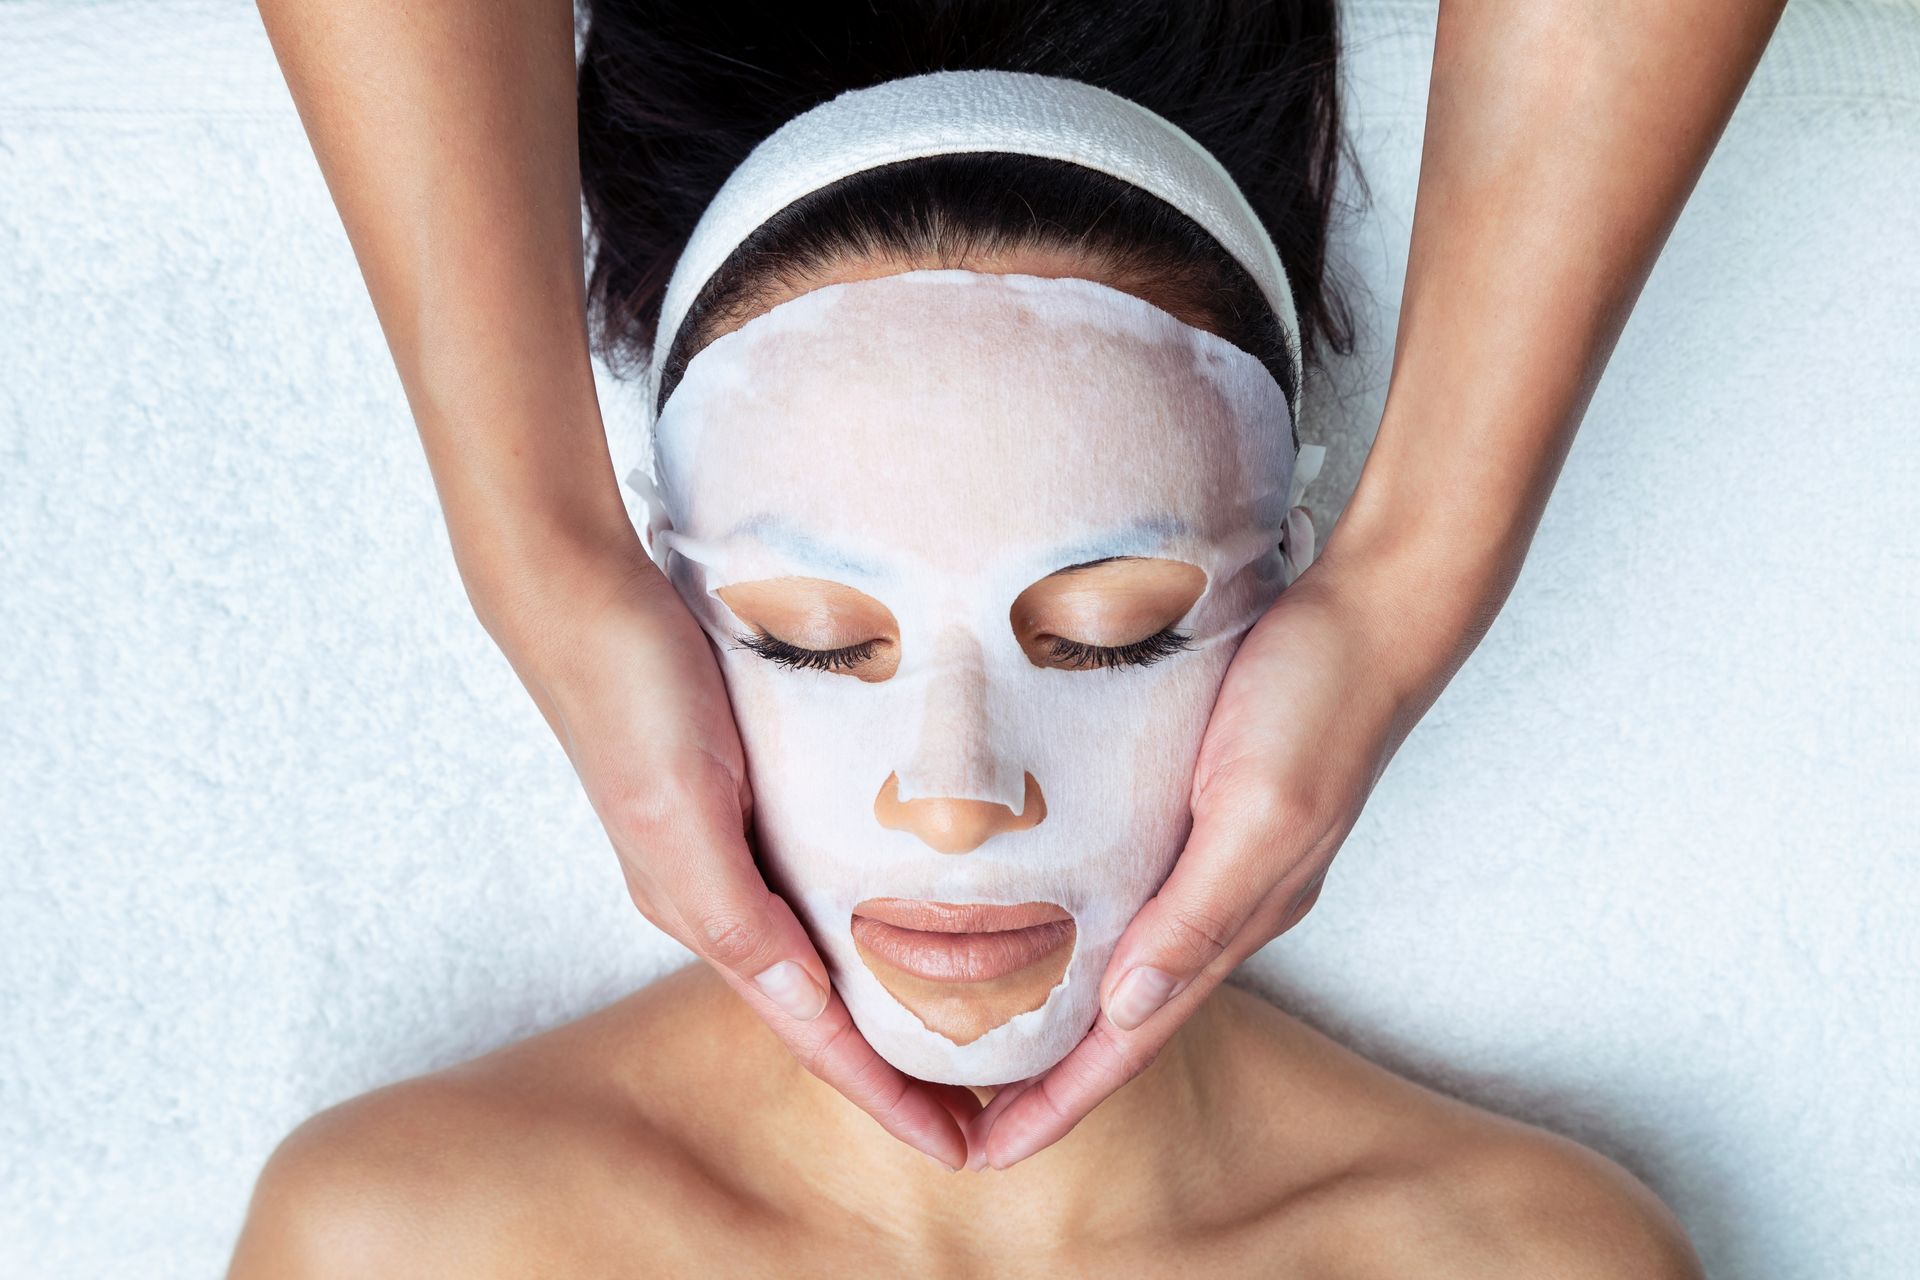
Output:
[640, 270, 1309, 1085]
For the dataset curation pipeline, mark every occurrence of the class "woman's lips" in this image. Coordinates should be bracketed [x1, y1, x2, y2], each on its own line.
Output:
[850, 899, 1074, 984]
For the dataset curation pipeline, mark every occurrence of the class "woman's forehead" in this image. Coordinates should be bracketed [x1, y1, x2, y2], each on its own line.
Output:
[660, 273, 1291, 574]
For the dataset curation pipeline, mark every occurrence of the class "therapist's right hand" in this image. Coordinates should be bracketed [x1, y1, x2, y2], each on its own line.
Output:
[476, 534, 979, 1170]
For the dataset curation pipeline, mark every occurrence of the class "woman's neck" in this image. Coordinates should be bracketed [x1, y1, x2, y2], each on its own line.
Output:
[747, 990, 1265, 1255]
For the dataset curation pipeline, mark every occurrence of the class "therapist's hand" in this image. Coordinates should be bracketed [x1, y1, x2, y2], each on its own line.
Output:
[258, 0, 981, 1171]
[482, 535, 980, 1170]
[972, 520, 1483, 1169]
[970, 0, 1787, 1170]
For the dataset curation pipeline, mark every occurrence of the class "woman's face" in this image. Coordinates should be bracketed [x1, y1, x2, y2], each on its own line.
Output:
[648, 270, 1297, 1084]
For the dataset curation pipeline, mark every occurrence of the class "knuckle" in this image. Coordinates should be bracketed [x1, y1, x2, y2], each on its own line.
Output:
[1161, 901, 1238, 961]
[799, 1017, 858, 1081]
[1232, 777, 1322, 846]
[597, 777, 683, 853]
[843, 1049, 905, 1112]
[1088, 1021, 1157, 1085]
[692, 908, 763, 968]
[595, 753, 747, 860]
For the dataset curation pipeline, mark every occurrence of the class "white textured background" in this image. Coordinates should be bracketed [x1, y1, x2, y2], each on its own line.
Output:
[2, 2, 1916, 1276]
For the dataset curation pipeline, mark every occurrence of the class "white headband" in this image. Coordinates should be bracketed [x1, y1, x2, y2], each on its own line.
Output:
[645, 68, 1304, 425]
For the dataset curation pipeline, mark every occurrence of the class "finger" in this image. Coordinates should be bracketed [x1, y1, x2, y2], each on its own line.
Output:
[615, 770, 980, 1168]
[978, 875, 1305, 1171]
[966, 1076, 1039, 1170]
[656, 826, 979, 1167]
[979, 993, 1203, 1170]
[980, 876, 1288, 1171]
[930, 1083, 990, 1154]
[977, 809, 1334, 1169]
[674, 872, 833, 1024]
[1098, 794, 1315, 1035]
[723, 974, 975, 1170]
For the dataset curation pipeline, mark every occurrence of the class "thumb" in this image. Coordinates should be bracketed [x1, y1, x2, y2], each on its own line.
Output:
[677, 881, 833, 1025]
[652, 779, 832, 1023]
[601, 752, 833, 1024]
[1098, 795, 1313, 1032]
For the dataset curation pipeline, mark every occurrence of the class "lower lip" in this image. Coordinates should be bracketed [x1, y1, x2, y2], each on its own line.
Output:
[850, 910, 1076, 984]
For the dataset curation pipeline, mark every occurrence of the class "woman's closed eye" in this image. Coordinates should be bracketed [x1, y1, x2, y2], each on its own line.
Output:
[733, 630, 885, 674]
[714, 577, 903, 682]
[1041, 626, 1194, 671]
[1011, 556, 1208, 672]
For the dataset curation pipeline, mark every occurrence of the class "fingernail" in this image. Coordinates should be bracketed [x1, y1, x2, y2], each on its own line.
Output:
[1106, 966, 1183, 1032]
[753, 961, 828, 1021]
[987, 1123, 1043, 1171]
[915, 1145, 961, 1173]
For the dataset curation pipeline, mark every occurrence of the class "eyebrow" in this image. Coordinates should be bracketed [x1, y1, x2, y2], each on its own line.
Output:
[722, 514, 888, 580]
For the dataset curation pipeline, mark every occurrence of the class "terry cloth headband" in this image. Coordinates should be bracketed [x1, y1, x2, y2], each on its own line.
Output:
[644, 68, 1304, 426]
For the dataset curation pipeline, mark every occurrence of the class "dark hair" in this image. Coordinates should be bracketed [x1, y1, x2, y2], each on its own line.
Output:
[578, 0, 1355, 418]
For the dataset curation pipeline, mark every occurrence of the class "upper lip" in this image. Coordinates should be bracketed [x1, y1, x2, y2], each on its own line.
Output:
[850, 899, 1076, 984]
[851, 899, 1071, 934]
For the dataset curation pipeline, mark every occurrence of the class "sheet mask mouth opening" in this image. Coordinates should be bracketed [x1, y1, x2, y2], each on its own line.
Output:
[849, 899, 1076, 1046]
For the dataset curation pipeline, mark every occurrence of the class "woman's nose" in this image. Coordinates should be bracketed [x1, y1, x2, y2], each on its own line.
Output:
[874, 771, 1046, 854]
[874, 626, 1046, 854]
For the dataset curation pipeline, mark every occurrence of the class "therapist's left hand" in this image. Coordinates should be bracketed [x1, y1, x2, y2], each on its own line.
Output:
[971, 522, 1484, 1169]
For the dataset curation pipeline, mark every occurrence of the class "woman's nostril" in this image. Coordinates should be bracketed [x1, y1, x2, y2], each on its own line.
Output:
[873, 772, 1047, 854]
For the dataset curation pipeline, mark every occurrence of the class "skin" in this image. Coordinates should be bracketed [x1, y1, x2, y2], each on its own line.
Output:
[229, 967, 1704, 1278]
[257, 0, 1788, 1171]
[225, 338, 1702, 1270]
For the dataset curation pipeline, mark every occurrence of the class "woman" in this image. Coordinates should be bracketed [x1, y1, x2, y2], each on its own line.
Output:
[256, 0, 1784, 1170]
[232, 255, 1696, 1267]
[231, 10, 1703, 1270]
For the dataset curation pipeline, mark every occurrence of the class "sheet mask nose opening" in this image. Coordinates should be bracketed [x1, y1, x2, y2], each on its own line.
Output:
[874, 772, 1047, 855]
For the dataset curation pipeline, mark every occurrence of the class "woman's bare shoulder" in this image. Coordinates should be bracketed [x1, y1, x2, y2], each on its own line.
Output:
[227, 964, 754, 1278]
[1215, 985, 1703, 1279]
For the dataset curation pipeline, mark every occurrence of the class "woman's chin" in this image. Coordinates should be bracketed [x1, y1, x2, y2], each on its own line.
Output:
[849, 899, 1076, 1045]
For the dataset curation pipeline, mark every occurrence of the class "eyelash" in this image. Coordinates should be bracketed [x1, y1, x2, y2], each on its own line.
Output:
[732, 631, 880, 673]
[1045, 627, 1195, 671]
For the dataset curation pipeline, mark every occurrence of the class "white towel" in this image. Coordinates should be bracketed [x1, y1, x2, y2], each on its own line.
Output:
[2, 2, 1916, 1276]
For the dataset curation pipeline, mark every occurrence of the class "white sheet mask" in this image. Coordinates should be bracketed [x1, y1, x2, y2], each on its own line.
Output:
[632, 269, 1321, 1085]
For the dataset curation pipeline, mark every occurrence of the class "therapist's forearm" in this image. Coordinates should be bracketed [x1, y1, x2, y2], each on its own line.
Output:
[1335, 0, 1785, 659]
[257, 0, 634, 620]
